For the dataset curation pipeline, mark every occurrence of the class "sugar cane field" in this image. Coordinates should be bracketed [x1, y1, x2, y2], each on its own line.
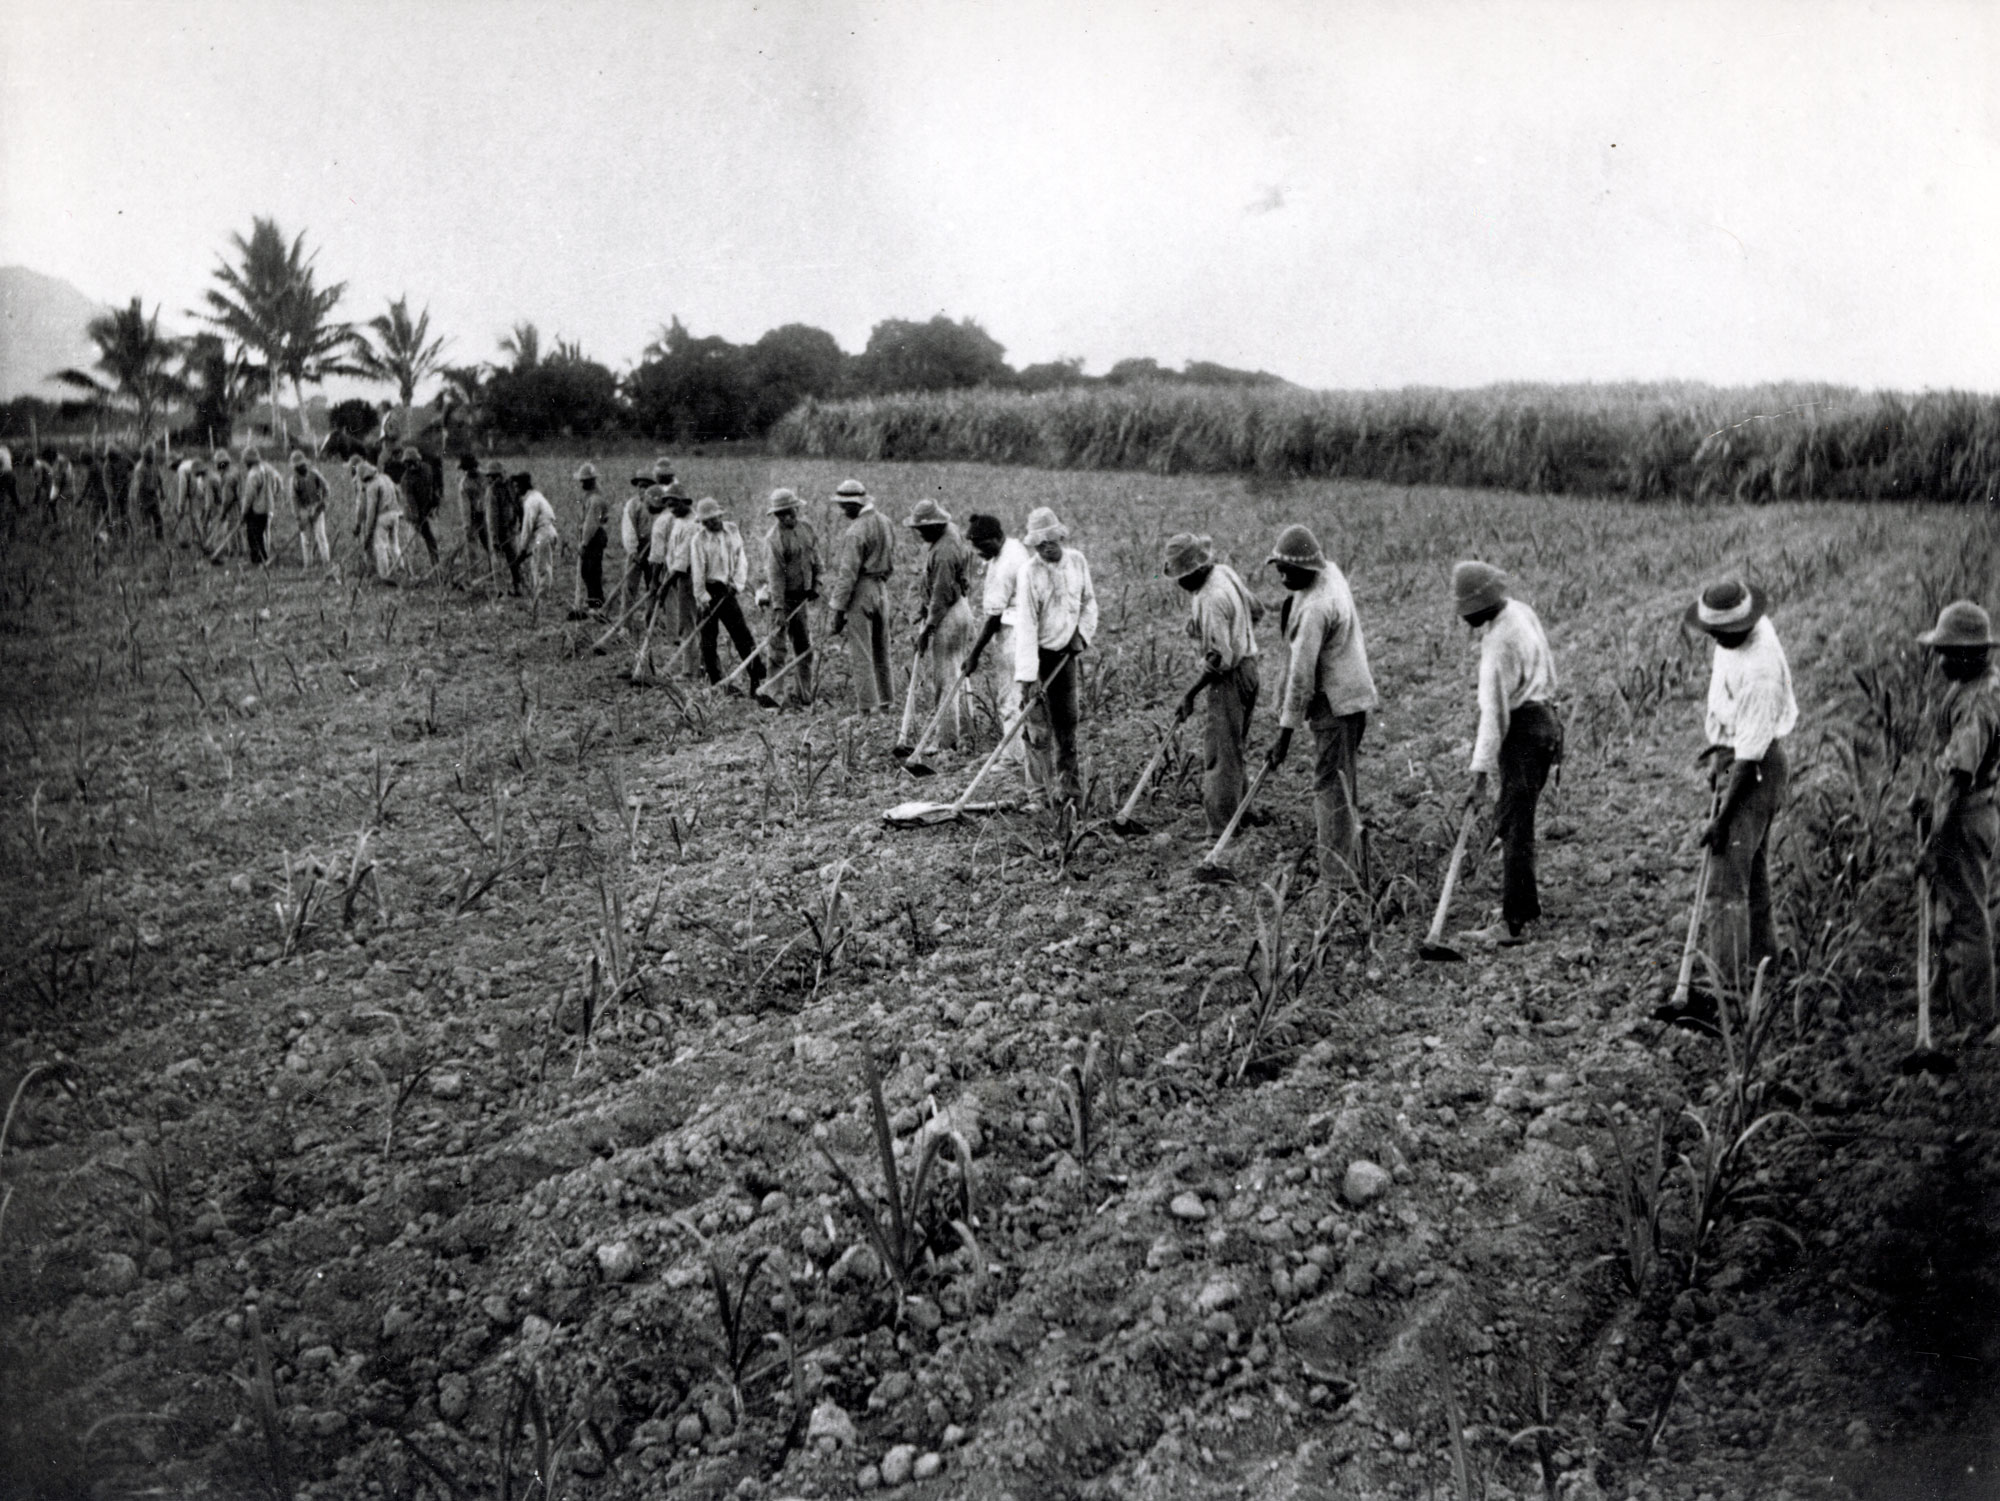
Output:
[2, 455, 1998, 1501]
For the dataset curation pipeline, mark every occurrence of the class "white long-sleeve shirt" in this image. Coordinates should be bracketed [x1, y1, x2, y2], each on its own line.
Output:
[688, 522, 749, 595]
[981, 536, 1032, 631]
[1704, 616, 1797, 763]
[1276, 564, 1378, 730]
[516, 489, 558, 553]
[1011, 547, 1098, 683]
[1469, 599, 1558, 773]
[649, 510, 697, 573]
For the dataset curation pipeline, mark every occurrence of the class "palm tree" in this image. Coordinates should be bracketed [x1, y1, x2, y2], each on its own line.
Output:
[53, 297, 186, 440]
[354, 296, 449, 407]
[201, 216, 359, 444]
[499, 321, 540, 372]
[179, 332, 264, 446]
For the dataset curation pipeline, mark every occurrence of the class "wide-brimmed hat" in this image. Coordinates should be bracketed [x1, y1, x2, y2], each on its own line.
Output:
[574, 461, 598, 483]
[1163, 533, 1214, 580]
[905, 497, 951, 528]
[652, 458, 676, 482]
[1917, 599, 2000, 649]
[1685, 579, 1768, 636]
[1267, 524, 1326, 570]
[692, 496, 724, 522]
[484, 460, 505, 477]
[242, 445, 261, 464]
[288, 449, 308, 466]
[659, 479, 690, 504]
[767, 487, 800, 514]
[1024, 506, 1069, 545]
[1452, 560, 1509, 617]
[213, 449, 233, 465]
[834, 479, 868, 501]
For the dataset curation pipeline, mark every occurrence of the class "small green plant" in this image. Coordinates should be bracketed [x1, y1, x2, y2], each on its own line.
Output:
[107, 1139, 184, 1268]
[673, 1216, 775, 1418]
[234, 1302, 289, 1501]
[1602, 1113, 1670, 1299]
[273, 849, 322, 957]
[1055, 1032, 1120, 1165]
[1217, 869, 1341, 1085]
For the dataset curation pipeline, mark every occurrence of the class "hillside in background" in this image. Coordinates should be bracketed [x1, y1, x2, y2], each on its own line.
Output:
[0, 266, 105, 400]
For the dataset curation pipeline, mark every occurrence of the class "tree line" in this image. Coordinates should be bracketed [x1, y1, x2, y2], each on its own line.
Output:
[7, 215, 1284, 452]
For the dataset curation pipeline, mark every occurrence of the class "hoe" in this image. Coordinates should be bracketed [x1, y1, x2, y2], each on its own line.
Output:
[1194, 763, 1269, 883]
[1417, 805, 1477, 961]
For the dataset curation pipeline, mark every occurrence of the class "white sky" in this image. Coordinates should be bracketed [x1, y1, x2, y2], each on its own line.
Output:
[4, 0, 1998, 391]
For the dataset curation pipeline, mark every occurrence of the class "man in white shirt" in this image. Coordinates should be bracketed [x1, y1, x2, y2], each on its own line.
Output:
[687, 496, 768, 699]
[514, 470, 559, 594]
[1688, 578, 1798, 990]
[1004, 506, 1096, 806]
[647, 481, 699, 675]
[353, 457, 405, 581]
[1453, 562, 1561, 944]
[963, 513, 1034, 782]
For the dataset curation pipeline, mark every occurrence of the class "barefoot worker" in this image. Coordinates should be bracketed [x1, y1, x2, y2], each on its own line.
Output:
[1165, 533, 1264, 837]
[1264, 524, 1378, 888]
[907, 497, 976, 750]
[761, 489, 821, 706]
[963, 512, 1034, 783]
[687, 496, 769, 699]
[1453, 561, 1560, 945]
[1010, 505, 1097, 807]
[1688, 578, 1797, 993]
[827, 479, 896, 713]
[1914, 600, 2000, 1041]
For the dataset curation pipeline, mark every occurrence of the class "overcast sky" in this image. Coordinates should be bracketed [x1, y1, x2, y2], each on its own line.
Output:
[4, 0, 1997, 391]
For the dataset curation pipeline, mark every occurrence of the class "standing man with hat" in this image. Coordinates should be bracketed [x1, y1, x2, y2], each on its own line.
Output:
[514, 470, 559, 595]
[130, 442, 168, 542]
[762, 489, 821, 706]
[290, 449, 332, 567]
[827, 479, 896, 713]
[907, 497, 975, 750]
[647, 480, 700, 672]
[1914, 600, 2000, 1040]
[401, 443, 440, 564]
[1453, 561, 1561, 944]
[575, 462, 609, 611]
[1165, 533, 1265, 837]
[964, 513, 1035, 783]
[1010, 505, 1097, 806]
[240, 445, 284, 564]
[484, 461, 525, 594]
[1688, 578, 1797, 991]
[687, 496, 770, 698]
[458, 453, 490, 558]
[1265, 524, 1378, 888]
[620, 461, 673, 619]
[354, 455, 406, 581]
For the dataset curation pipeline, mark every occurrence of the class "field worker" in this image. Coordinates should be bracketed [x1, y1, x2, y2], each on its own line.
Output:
[240, 446, 283, 565]
[290, 450, 332, 566]
[484, 461, 525, 594]
[1165, 533, 1265, 837]
[687, 496, 771, 699]
[964, 513, 1035, 780]
[78, 451, 110, 529]
[48, 449, 74, 524]
[0, 447, 13, 521]
[620, 459, 673, 614]
[828, 479, 897, 712]
[1009, 505, 1098, 806]
[172, 453, 198, 526]
[354, 456, 406, 581]
[1265, 524, 1378, 888]
[458, 453, 490, 556]
[103, 446, 135, 532]
[130, 443, 167, 541]
[907, 497, 976, 749]
[1914, 600, 2000, 1040]
[1688, 578, 1797, 991]
[762, 488, 821, 705]
[1453, 561, 1561, 945]
[514, 470, 559, 594]
[206, 448, 241, 557]
[575, 462, 609, 611]
[401, 444, 440, 564]
[648, 481, 699, 671]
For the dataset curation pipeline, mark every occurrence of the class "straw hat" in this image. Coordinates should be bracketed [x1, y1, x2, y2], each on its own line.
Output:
[1267, 524, 1326, 570]
[1917, 599, 2000, 649]
[834, 479, 868, 501]
[213, 449, 233, 465]
[574, 462, 599, 483]
[659, 479, 690, 504]
[484, 460, 506, 477]
[1452, 561, 1509, 617]
[1685, 579, 1768, 636]
[1024, 506, 1068, 545]
[1162, 533, 1214, 580]
[767, 487, 800, 514]
[652, 457, 676, 482]
[692, 496, 724, 522]
[905, 497, 952, 528]
[288, 449, 308, 466]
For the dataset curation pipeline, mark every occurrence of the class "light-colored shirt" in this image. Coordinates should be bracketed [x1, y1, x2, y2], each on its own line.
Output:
[290, 467, 329, 517]
[241, 462, 283, 517]
[764, 519, 822, 600]
[830, 504, 896, 611]
[688, 521, 750, 595]
[1704, 616, 1797, 762]
[517, 489, 558, 552]
[358, 472, 403, 536]
[1469, 598, 1558, 773]
[981, 536, 1032, 632]
[1936, 668, 2000, 792]
[579, 491, 608, 543]
[1185, 563, 1263, 673]
[650, 510, 696, 573]
[1011, 548, 1099, 682]
[1276, 564, 1378, 730]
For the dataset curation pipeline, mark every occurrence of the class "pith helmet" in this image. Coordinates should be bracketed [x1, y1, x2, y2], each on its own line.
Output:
[1917, 599, 2000, 649]
[692, 496, 724, 522]
[1163, 533, 1214, 580]
[1024, 506, 1069, 545]
[767, 487, 800, 514]
[905, 497, 952, 528]
[1685, 578, 1768, 636]
[1267, 524, 1326, 570]
[1452, 561, 1509, 617]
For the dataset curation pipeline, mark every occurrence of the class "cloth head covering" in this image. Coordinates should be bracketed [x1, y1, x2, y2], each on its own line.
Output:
[1024, 506, 1069, 545]
[289, 449, 308, 466]
[966, 513, 1005, 546]
[1162, 533, 1214, 580]
[1917, 599, 2000, 649]
[905, 497, 952, 528]
[692, 496, 724, 522]
[835, 479, 868, 501]
[1684, 579, 1768, 636]
[767, 487, 800, 514]
[1452, 561, 1509, 617]
[574, 461, 599, 483]
[1267, 524, 1326, 570]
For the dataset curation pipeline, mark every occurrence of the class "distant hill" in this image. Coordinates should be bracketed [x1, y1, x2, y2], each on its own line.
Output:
[0, 266, 107, 400]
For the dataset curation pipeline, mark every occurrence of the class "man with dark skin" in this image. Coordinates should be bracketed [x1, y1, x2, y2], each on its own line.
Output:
[761, 489, 821, 705]
[907, 498, 975, 750]
[1164, 533, 1264, 837]
[963, 513, 1034, 782]
[401, 443, 440, 564]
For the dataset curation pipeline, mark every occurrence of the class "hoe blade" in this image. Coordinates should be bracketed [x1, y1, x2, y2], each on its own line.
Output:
[1193, 860, 1236, 885]
[1897, 1047, 1957, 1077]
[1109, 816, 1148, 837]
[1417, 940, 1465, 963]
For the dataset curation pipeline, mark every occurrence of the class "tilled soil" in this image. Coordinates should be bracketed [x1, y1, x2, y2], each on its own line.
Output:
[2, 463, 1996, 1501]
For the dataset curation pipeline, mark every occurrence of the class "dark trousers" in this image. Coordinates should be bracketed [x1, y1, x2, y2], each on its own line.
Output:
[843, 576, 894, 709]
[245, 511, 268, 564]
[1707, 739, 1788, 991]
[1496, 702, 1563, 929]
[580, 532, 606, 608]
[700, 589, 765, 691]
[412, 507, 440, 563]
[1025, 647, 1082, 805]
[1203, 659, 1259, 836]
[1312, 711, 1368, 885]
[1933, 796, 1998, 1030]
[769, 593, 814, 701]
